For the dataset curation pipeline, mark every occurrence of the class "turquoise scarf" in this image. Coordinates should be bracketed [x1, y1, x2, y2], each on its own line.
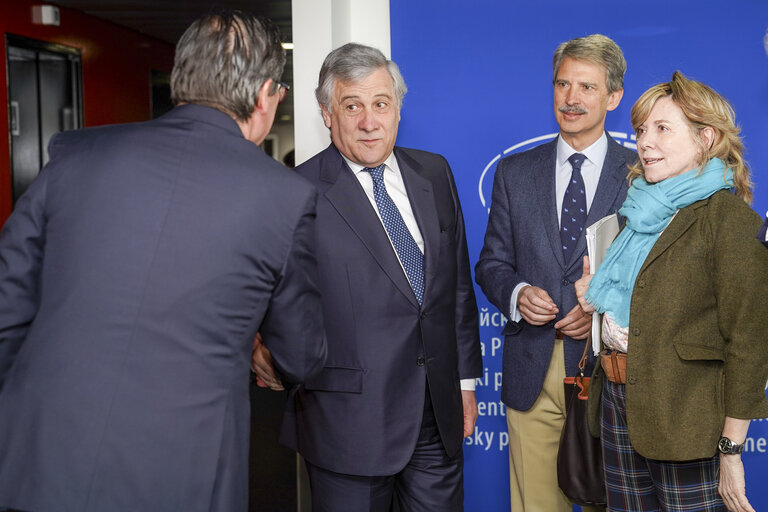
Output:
[585, 158, 734, 327]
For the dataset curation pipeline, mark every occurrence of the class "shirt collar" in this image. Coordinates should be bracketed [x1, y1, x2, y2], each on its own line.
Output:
[556, 132, 608, 168]
[342, 152, 398, 175]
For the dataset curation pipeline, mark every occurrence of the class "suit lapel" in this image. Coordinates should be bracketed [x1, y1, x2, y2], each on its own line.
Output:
[395, 148, 439, 306]
[565, 135, 632, 272]
[321, 146, 419, 308]
[534, 141, 565, 270]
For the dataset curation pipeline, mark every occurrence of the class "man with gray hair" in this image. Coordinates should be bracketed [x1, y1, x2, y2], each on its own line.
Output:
[280, 42, 483, 511]
[0, 11, 325, 511]
[476, 34, 635, 511]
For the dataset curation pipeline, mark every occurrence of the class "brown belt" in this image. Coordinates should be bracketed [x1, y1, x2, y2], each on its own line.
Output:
[600, 350, 627, 384]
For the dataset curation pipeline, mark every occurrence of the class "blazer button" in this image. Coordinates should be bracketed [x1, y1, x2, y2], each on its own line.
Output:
[628, 376, 637, 385]
[632, 327, 641, 336]
[637, 279, 646, 288]
[420, 311, 427, 320]
[416, 357, 425, 366]
[561, 278, 570, 286]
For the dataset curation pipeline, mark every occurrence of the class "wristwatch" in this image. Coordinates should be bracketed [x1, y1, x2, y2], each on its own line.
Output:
[717, 436, 745, 455]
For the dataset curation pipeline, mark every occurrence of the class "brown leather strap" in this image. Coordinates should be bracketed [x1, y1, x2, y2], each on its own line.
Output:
[600, 350, 627, 384]
[578, 334, 591, 376]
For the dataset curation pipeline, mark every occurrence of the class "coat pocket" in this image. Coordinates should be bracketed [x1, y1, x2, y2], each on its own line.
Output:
[303, 366, 364, 393]
[673, 342, 725, 362]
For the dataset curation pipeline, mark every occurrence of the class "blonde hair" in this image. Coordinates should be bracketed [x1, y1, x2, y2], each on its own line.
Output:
[628, 71, 752, 204]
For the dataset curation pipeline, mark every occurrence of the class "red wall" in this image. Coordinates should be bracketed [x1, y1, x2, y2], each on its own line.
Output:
[0, 0, 175, 224]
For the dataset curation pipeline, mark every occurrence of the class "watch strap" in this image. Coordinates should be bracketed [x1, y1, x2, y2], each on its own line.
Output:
[718, 436, 745, 455]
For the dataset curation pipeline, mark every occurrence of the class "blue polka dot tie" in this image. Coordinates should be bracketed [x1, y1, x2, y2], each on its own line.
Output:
[560, 153, 588, 262]
[363, 164, 425, 305]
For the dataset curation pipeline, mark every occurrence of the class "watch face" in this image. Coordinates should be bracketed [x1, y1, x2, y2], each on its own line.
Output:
[719, 437, 733, 453]
[718, 436, 744, 454]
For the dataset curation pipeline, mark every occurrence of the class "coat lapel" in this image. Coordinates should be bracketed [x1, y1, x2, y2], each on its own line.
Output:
[395, 148, 439, 306]
[639, 200, 701, 272]
[320, 146, 419, 308]
[534, 140, 565, 270]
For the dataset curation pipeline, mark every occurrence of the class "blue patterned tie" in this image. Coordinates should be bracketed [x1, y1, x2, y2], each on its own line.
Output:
[560, 153, 588, 262]
[363, 164, 425, 305]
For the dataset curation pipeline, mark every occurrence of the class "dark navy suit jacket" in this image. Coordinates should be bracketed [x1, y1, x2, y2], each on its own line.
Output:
[281, 144, 482, 476]
[0, 104, 326, 511]
[758, 213, 768, 248]
[475, 134, 635, 411]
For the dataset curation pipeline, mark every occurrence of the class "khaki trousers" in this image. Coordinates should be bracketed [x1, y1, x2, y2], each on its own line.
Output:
[506, 339, 602, 512]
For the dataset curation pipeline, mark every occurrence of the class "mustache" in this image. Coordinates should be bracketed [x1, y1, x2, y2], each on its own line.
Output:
[558, 105, 588, 115]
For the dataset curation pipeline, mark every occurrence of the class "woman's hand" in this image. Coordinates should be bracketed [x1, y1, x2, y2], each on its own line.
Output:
[719, 417, 754, 512]
[575, 256, 595, 314]
[719, 453, 755, 512]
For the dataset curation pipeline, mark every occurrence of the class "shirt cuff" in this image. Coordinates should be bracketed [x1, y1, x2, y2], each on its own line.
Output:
[460, 378, 476, 391]
[509, 282, 530, 322]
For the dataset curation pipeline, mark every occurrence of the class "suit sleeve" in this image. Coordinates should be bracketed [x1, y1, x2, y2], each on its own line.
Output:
[443, 158, 483, 379]
[259, 188, 327, 385]
[475, 159, 524, 323]
[0, 166, 50, 391]
[758, 214, 768, 248]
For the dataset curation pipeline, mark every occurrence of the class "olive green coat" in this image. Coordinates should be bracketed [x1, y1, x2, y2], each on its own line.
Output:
[588, 190, 768, 461]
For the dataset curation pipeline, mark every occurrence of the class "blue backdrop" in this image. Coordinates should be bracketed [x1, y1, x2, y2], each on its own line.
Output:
[389, 1, 768, 510]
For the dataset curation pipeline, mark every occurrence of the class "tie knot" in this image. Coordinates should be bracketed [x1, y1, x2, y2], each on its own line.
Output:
[568, 153, 586, 172]
[363, 164, 386, 183]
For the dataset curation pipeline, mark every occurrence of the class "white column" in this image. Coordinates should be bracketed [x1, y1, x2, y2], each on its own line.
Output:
[292, 0, 391, 165]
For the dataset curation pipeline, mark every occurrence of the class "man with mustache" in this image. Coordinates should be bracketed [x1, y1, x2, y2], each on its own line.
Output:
[475, 34, 635, 512]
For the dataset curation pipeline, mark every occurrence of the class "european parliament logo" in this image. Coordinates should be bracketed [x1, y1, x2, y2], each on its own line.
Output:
[477, 131, 637, 212]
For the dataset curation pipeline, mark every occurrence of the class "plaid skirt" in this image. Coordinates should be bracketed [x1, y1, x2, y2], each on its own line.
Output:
[600, 380, 726, 512]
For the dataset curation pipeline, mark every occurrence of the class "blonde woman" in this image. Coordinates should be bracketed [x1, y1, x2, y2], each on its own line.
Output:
[576, 72, 768, 512]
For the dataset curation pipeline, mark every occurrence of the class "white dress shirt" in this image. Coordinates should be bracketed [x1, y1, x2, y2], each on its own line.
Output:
[343, 153, 425, 260]
[509, 133, 608, 322]
[343, 153, 475, 391]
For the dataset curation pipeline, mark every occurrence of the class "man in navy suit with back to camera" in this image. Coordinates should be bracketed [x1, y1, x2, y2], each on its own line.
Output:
[0, 11, 325, 512]
[475, 34, 635, 512]
[278, 43, 483, 511]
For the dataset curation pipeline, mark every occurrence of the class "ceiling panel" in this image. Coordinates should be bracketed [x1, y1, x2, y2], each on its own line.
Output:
[50, 0, 292, 44]
[50, 0, 294, 120]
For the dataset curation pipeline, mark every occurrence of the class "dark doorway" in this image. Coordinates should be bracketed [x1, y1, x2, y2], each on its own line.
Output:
[6, 35, 82, 203]
[249, 381, 298, 511]
[151, 69, 173, 119]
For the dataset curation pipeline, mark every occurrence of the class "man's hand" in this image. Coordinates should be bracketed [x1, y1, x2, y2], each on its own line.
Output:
[462, 390, 478, 437]
[719, 454, 755, 512]
[517, 285, 558, 325]
[554, 304, 591, 340]
[574, 256, 595, 314]
[251, 333, 284, 391]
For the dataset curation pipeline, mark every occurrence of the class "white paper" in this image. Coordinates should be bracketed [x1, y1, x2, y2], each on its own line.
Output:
[586, 213, 620, 355]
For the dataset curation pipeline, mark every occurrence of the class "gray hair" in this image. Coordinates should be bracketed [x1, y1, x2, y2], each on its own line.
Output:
[552, 34, 626, 94]
[171, 11, 285, 122]
[315, 43, 407, 112]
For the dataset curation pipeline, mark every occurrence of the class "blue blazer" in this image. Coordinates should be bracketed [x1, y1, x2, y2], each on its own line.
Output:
[281, 144, 482, 476]
[0, 104, 326, 512]
[475, 134, 635, 411]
